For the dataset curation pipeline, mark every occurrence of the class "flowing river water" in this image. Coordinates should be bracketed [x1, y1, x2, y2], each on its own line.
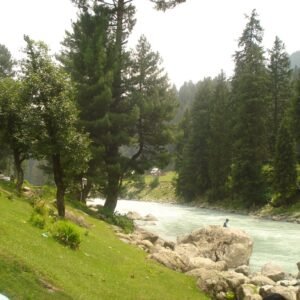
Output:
[88, 199, 300, 274]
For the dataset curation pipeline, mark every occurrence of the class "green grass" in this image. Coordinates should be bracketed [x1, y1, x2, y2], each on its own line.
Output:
[0, 181, 208, 300]
[124, 171, 179, 203]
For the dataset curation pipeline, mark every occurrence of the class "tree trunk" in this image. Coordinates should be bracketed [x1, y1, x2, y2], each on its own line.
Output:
[81, 180, 92, 203]
[52, 154, 66, 217]
[13, 149, 24, 193]
[103, 169, 120, 214]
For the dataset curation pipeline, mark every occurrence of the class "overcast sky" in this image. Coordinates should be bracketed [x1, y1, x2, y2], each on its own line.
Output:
[0, 0, 299, 87]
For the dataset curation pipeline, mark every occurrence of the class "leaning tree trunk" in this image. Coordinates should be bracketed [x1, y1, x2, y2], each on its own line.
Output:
[13, 149, 24, 193]
[103, 172, 120, 214]
[52, 153, 66, 217]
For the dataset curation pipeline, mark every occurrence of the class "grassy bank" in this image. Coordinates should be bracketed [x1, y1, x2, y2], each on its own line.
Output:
[0, 181, 208, 300]
[123, 172, 179, 203]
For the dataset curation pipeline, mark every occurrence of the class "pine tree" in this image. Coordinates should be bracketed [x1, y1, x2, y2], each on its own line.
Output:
[65, 3, 177, 213]
[176, 78, 214, 200]
[0, 44, 14, 78]
[273, 119, 297, 205]
[127, 35, 176, 172]
[61, 5, 114, 200]
[267, 36, 292, 158]
[290, 76, 300, 161]
[231, 10, 268, 207]
[208, 71, 232, 201]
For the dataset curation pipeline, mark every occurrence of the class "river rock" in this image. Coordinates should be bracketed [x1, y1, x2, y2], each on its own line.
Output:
[222, 270, 249, 291]
[174, 243, 200, 258]
[261, 263, 286, 282]
[143, 214, 158, 221]
[235, 265, 251, 276]
[177, 225, 253, 268]
[126, 211, 143, 220]
[133, 228, 159, 244]
[196, 268, 229, 295]
[250, 275, 276, 286]
[297, 262, 300, 280]
[149, 249, 189, 272]
[137, 240, 153, 252]
[237, 284, 262, 300]
[187, 257, 227, 272]
[260, 285, 298, 300]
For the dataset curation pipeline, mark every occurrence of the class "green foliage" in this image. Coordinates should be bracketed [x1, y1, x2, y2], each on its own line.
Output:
[267, 36, 292, 157]
[231, 10, 268, 206]
[149, 176, 160, 189]
[29, 212, 46, 229]
[50, 220, 81, 249]
[21, 36, 91, 216]
[273, 120, 297, 205]
[225, 291, 235, 300]
[62, 5, 176, 213]
[99, 210, 134, 234]
[0, 44, 14, 78]
[290, 77, 300, 161]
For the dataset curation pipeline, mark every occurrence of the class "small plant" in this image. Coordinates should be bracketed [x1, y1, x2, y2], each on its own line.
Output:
[33, 200, 49, 216]
[225, 291, 235, 300]
[50, 220, 81, 249]
[29, 212, 46, 229]
[99, 209, 134, 234]
[149, 176, 160, 189]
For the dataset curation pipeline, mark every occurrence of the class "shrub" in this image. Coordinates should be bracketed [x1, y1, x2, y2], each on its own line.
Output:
[99, 210, 134, 234]
[133, 175, 146, 190]
[149, 176, 160, 189]
[33, 200, 49, 216]
[50, 221, 81, 249]
[29, 212, 46, 229]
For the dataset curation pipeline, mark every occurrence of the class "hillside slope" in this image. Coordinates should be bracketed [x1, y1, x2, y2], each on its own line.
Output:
[0, 181, 208, 300]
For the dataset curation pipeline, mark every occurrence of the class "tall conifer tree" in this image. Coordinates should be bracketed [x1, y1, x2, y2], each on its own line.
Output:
[267, 36, 291, 157]
[208, 71, 231, 200]
[66, 1, 178, 212]
[231, 10, 268, 207]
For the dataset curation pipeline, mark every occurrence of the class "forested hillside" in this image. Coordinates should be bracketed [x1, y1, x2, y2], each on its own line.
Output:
[175, 11, 300, 209]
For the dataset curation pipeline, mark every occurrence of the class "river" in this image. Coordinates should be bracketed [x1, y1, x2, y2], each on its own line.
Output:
[88, 199, 300, 274]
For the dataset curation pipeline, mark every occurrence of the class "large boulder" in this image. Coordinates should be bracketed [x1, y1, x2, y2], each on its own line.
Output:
[237, 284, 262, 300]
[177, 225, 253, 268]
[221, 270, 250, 291]
[187, 257, 227, 272]
[149, 249, 189, 272]
[196, 268, 229, 296]
[250, 275, 276, 286]
[261, 263, 286, 282]
[260, 285, 298, 300]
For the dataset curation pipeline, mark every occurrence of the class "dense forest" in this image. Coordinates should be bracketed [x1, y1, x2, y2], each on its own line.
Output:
[175, 11, 300, 208]
[0, 2, 299, 218]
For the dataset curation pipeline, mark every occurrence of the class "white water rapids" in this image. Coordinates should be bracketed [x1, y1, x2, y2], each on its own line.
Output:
[88, 199, 300, 274]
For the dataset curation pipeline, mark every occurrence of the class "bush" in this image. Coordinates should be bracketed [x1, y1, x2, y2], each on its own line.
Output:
[99, 210, 134, 234]
[33, 200, 49, 216]
[149, 176, 160, 189]
[29, 212, 46, 229]
[50, 220, 81, 249]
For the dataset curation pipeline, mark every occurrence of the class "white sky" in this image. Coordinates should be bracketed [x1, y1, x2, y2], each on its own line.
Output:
[0, 0, 300, 87]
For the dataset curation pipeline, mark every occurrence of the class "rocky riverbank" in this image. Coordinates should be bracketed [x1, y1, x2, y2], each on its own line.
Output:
[114, 211, 300, 300]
